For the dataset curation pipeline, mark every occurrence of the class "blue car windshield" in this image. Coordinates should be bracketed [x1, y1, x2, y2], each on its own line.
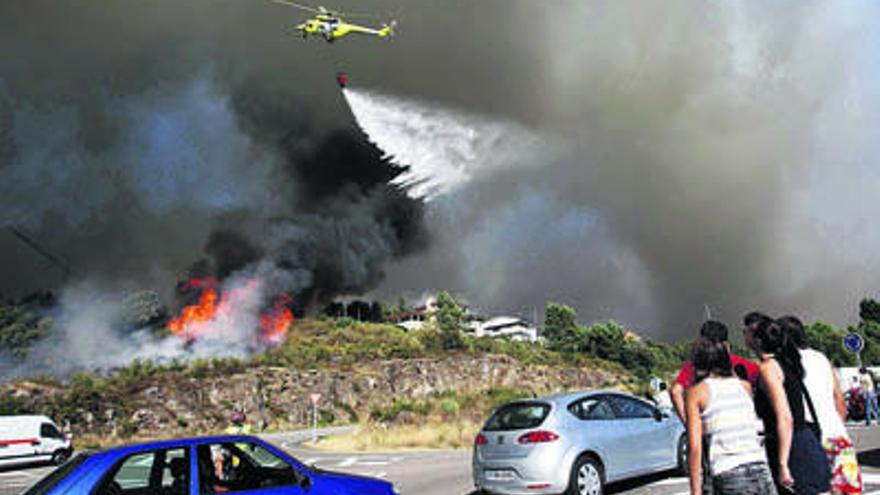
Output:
[23, 453, 91, 495]
[484, 402, 550, 431]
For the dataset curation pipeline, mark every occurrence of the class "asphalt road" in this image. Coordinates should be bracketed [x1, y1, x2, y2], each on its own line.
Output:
[5, 426, 880, 495]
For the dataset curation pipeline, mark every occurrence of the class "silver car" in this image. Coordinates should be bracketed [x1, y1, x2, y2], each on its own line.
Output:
[472, 390, 686, 495]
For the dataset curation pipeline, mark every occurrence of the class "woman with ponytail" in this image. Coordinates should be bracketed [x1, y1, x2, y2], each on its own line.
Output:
[748, 318, 832, 494]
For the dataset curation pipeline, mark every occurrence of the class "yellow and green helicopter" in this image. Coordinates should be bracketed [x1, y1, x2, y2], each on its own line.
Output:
[270, 0, 396, 42]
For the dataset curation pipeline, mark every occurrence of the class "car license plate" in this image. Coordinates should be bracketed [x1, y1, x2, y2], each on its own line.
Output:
[485, 469, 516, 481]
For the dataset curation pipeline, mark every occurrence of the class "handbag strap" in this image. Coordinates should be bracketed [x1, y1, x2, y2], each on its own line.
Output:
[798, 374, 820, 429]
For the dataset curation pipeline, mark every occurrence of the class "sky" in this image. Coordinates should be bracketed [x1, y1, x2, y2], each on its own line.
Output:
[1, 0, 879, 341]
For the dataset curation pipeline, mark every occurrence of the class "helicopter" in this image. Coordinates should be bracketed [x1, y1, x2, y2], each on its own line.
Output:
[269, 0, 396, 42]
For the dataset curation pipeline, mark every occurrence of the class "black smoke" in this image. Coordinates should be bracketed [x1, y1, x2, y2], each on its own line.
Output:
[1, 0, 879, 343]
[0, 0, 426, 312]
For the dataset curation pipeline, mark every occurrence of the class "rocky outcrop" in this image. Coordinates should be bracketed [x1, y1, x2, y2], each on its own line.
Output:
[1, 354, 626, 440]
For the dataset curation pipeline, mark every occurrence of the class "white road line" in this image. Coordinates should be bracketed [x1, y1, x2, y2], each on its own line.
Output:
[0, 471, 44, 478]
[862, 473, 880, 484]
[356, 470, 387, 478]
[337, 457, 358, 467]
[650, 477, 688, 486]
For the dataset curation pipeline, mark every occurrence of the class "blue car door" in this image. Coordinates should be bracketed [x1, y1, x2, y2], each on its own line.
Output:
[89, 446, 192, 495]
[194, 442, 307, 495]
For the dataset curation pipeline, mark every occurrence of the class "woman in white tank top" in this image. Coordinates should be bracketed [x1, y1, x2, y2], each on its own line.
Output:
[780, 315, 863, 495]
[686, 338, 777, 495]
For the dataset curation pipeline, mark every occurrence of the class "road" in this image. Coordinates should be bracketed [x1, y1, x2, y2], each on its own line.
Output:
[5, 426, 880, 495]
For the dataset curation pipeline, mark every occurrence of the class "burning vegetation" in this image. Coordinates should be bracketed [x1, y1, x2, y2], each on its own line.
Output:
[167, 278, 294, 348]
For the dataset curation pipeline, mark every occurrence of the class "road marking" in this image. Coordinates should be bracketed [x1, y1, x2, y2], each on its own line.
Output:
[862, 473, 880, 484]
[357, 470, 387, 478]
[650, 477, 687, 486]
[338, 457, 358, 467]
[0, 470, 46, 478]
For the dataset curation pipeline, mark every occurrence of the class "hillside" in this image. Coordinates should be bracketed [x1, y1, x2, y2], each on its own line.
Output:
[0, 319, 634, 447]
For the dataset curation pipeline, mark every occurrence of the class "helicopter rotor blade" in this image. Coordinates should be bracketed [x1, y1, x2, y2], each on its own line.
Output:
[337, 11, 385, 19]
[268, 0, 321, 13]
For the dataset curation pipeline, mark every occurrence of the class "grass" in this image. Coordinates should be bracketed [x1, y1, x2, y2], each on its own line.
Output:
[4, 318, 641, 445]
[307, 420, 482, 452]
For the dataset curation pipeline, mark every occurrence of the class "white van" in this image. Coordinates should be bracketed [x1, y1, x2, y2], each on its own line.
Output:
[0, 415, 72, 467]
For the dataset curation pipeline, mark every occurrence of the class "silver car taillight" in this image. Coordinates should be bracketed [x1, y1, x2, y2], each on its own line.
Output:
[517, 431, 559, 444]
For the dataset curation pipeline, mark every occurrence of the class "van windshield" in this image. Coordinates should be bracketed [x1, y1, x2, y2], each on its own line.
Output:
[23, 453, 90, 495]
[483, 402, 550, 431]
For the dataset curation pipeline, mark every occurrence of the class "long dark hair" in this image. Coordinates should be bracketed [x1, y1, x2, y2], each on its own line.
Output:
[692, 337, 733, 382]
[753, 318, 804, 379]
[778, 315, 808, 350]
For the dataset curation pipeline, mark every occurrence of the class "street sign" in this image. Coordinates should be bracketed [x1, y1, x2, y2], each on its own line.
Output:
[309, 393, 322, 406]
[844, 333, 864, 353]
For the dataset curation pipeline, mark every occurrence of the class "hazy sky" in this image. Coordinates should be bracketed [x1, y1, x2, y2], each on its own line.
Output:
[1, 0, 878, 340]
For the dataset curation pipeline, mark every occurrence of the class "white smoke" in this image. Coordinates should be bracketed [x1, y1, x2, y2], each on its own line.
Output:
[2, 277, 275, 380]
[343, 88, 561, 200]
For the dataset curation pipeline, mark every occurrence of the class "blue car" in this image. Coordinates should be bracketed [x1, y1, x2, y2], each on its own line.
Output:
[23, 435, 398, 495]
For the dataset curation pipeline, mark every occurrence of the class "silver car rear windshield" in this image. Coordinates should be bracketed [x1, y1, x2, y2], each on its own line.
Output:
[484, 402, 551, 431]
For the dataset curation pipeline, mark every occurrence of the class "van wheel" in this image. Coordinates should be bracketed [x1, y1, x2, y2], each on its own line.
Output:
[567, 456, 604, 495]
[676, 434, 689, 475]
[52, 449, 71, 466]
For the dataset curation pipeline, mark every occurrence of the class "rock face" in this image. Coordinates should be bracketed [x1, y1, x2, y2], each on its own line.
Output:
[1, 355, 625, 440]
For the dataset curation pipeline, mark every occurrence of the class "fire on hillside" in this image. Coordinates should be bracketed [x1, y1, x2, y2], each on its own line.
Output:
[167, 278, 294, 347]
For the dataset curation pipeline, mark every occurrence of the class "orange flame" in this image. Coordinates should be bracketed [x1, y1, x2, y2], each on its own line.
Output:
[167, 278, 294, 346]
[168, 288, 220, 341]
[261, 294, 295, 346]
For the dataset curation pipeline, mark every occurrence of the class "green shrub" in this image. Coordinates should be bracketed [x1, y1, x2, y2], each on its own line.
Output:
[439, 398, 460, 416]
[0, 392, 28, 415]
[318, 409, 336, 426]
[335, 317, 356, 328]
[335, 402, 359, 423]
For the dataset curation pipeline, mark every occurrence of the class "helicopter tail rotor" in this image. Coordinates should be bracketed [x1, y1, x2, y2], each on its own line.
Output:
[379, 20, 396, 38]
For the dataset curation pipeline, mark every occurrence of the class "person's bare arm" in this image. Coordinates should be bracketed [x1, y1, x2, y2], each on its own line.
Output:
[686, 384, 705, 495]
[831, 361, 848, 421]
[672, 382, 687, 423]
[740, 379, 753, 398]
[761, 360, 794, 490]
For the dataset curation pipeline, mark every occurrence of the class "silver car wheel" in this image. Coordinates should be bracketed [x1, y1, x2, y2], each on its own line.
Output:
[577, 462, 602, 495]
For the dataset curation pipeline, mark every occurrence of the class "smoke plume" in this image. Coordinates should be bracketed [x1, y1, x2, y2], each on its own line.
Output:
[1, 0, 879, 360]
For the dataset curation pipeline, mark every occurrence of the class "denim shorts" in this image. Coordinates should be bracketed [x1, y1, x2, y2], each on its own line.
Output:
[713, 462, 778, 495]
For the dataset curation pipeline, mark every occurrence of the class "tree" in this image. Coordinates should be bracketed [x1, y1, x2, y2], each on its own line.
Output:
[0, 303, 52, 359]
[121, 290, 164, 329]
[543, 303, 579, 350]
[435, 291, 465, 350]
[582, 321, 626, 361]
[860, 298, 880, 324]
[806, 321, 857, 367]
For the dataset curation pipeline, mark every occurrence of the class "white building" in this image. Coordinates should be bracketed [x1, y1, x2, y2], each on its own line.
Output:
[470, 316, 539, 343]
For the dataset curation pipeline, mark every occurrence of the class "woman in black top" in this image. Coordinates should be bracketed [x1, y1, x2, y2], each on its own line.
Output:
[748, 319, 831, 494]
